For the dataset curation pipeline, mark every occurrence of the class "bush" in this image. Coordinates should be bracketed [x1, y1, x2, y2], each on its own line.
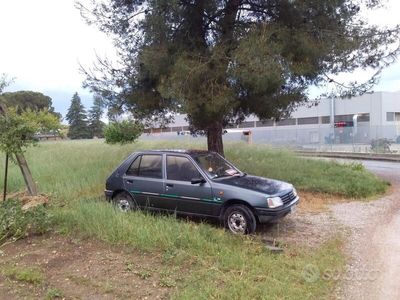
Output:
[103, 120, 143, 145]
[0, 200, 51, 246]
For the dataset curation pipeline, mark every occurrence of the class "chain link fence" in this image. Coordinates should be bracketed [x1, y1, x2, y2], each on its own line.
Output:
[140, 125, 400, 154]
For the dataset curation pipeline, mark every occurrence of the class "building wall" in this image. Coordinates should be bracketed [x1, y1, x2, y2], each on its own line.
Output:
[151, 91, 400, 142]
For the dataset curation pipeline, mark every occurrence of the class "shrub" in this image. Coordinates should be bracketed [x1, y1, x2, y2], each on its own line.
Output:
[103, 120, 143, 145]
[0, 200, 51, 246]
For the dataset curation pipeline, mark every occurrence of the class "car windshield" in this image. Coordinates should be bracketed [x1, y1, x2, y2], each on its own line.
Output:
[192, 152, 241, 178]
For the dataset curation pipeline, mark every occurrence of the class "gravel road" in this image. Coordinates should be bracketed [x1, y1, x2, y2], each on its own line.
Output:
[331, 159, 400, 300]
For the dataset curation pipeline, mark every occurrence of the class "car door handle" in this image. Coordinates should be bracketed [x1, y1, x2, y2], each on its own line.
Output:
[126, 179, 134, 184]
[166, 183, 174, 188]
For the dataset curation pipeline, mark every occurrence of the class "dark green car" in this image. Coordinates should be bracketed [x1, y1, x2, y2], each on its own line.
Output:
[105, 150, 299, 234]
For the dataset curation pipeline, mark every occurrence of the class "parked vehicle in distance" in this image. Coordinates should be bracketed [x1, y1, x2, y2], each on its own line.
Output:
[105, 150, 299, 234]
[177, 130, 191, 135]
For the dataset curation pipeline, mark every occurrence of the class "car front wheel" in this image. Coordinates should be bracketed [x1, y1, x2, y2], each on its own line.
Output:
[112, 192, 136, 212]
[224, 205, 256, 235]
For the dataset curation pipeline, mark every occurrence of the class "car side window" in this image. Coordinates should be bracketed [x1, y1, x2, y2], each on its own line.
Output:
[127, 155, 162, 179]
[167, 156, 201, 182]
[126, 155, 141, 176]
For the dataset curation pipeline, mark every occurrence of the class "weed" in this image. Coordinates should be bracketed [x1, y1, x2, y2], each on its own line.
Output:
[159, 277, 176, 288]
[0, 200, 51, 246]
[3, 266, 44, 284]
[135, 269, 151, 280]
[45, 288, 64, 299]
[125, 262, 134, 272]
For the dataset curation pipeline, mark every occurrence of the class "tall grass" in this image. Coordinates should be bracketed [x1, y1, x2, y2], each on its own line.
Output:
[55, 198, 345, 299]
[0, 139, 388, 201]
[225, 144, 389, 198]
[0, 139, 372, 298]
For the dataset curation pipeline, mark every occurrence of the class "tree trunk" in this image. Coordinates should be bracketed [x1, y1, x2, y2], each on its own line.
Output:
[15, 153, 38, 196]
[207, 121, 224, 156]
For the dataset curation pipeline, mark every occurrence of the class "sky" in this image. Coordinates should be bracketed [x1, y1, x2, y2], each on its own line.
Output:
[0, 0, 116, 118]
[0, 0, 399, 120]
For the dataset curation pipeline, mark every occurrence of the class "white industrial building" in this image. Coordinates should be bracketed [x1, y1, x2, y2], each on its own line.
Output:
[146, 91, 400, 145]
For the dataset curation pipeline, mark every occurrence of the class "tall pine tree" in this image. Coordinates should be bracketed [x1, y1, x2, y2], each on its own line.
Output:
[66, 92, 91, 139]
[79, 0, 400, 155]
[88, 95, 105, 138]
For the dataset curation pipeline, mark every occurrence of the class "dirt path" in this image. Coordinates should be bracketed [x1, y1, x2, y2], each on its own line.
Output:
[331, 160, 400, 300]
[0, 235, 180, 299]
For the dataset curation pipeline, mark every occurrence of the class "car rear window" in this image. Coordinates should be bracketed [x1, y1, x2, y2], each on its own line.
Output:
[126, 154, 162, 179]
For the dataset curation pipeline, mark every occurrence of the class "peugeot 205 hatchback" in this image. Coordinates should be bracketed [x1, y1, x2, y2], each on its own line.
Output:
[105, 150, 299, 234]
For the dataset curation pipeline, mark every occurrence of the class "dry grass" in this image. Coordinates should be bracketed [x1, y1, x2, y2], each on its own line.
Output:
[298, 191, 348, 213]
[6, 191, 49, 210]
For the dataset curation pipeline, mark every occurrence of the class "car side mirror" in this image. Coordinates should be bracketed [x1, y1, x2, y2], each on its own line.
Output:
[191, 177, 206, 185]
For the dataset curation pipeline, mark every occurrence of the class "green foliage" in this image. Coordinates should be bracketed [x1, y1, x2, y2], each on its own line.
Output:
[66, 92, 91, 139]
[45, 288, 64, 300]
[3, 265, 44, 284]
[103, 120, 143, 145]
[0, 139, 387, 298]
[225, 144, 389, 198]
[0, 200, 52, 246]
[88, 95, 105, 138]
[55, 199, 345, 299]
[0, 90, 60, 118]
[80, 0, 400, 152]
[0, 107, 61, 155]
[0, 140, 387, 205]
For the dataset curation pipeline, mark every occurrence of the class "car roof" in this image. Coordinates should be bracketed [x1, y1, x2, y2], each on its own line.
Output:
[137, 149, 212, 155]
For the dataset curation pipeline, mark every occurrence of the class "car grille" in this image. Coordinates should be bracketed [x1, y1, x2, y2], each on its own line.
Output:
[280, 190, 297, 205]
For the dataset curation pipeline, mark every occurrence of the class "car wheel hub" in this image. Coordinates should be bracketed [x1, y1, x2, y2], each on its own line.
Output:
[117, 199, 130, 212]
[228, 212, 247, 234]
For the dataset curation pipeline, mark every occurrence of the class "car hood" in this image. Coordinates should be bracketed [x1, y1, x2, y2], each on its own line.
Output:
[218, 175, 292, 195]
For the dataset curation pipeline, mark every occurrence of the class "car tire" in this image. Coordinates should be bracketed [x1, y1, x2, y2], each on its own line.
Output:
[112, 192, 136, 212]
[223, 205, 257, 235]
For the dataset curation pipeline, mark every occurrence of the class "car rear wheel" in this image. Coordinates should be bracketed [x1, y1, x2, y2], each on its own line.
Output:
[223, 205, 256, 235]
[112, 192, 136, 212]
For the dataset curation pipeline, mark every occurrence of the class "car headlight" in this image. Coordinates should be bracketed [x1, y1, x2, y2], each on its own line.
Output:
[267, 197, 283, 208]
[292, 187, 297, 197]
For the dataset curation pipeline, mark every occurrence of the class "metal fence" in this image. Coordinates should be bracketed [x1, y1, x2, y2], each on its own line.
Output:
[140, 125, 400, 154]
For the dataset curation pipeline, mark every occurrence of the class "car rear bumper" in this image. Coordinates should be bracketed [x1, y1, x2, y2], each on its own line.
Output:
[104, 189, 113, 201]
[254, 197, 299, 223]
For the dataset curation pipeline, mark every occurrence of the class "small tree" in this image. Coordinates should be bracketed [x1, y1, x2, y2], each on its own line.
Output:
[103, 120, 143, 145]
[66, 93, 91, 139]
[88, 95, 105, 138]
[0, 106, 61, 196]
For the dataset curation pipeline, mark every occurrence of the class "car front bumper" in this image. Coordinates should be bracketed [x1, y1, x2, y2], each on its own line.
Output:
[104, 189, 113, 201]
[255, 196, 299, 223]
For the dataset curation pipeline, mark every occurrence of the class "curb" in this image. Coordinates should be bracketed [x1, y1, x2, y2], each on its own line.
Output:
[295, 151, 400, 162]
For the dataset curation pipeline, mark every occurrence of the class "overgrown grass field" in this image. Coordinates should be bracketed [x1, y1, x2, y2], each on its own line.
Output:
[0, 139, 388, 299]
[0, 139, 388, 200]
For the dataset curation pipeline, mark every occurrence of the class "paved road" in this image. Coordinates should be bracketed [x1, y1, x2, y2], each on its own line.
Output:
[316, 157, 400, 182]
[354, 159, 400, 181]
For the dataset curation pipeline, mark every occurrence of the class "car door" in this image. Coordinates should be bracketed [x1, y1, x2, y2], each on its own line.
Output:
[165, 155, 216, 216]
[124, 154, 176, 211]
